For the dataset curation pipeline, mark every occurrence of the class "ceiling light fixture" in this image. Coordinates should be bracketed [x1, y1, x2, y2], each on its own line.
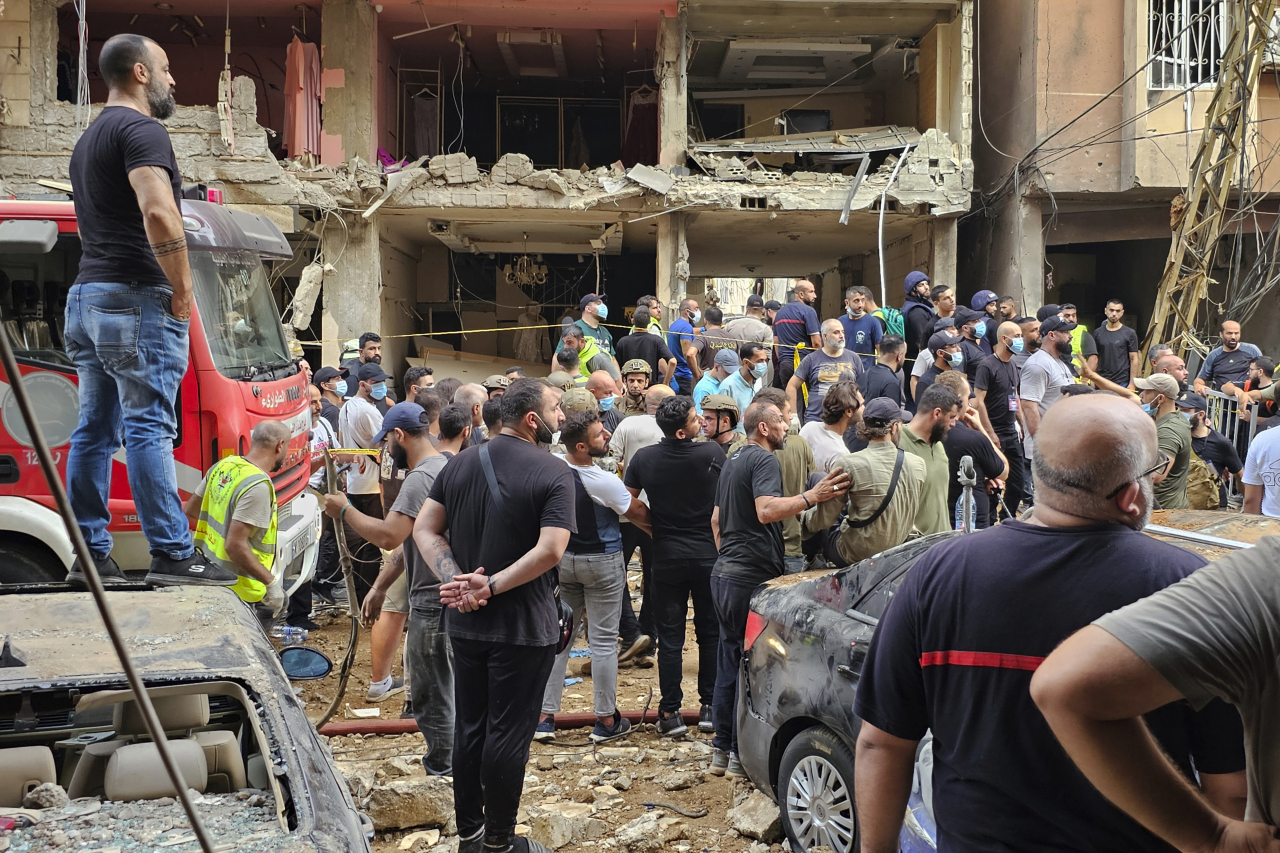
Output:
[155, 3, 172, 9]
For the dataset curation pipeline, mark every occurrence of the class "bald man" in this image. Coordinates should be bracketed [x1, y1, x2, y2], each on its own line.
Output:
[586, 370, 623, 431]
[787, 318, 863, 425]
[453, 383, 489, 444]
[972, 320, 1026, 520]
[854, 395, 1246, 853]
[182, 419, 293, 615]
[1154, 354, 1189, 391]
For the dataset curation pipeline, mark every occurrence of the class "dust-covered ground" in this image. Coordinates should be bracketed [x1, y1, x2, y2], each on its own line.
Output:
[291, 570, 790, 853]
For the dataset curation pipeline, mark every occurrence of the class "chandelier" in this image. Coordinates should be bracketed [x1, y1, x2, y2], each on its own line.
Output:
[504, 234, 548, 288]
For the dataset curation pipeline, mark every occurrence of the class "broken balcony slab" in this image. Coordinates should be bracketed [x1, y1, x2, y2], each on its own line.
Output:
[690, 125, 921, 156]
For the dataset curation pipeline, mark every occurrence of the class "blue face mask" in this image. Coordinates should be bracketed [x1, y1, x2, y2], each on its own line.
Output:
[1183, 411, 1194, 423]
[1009, 337, 1025, 354]
[1141, 402, 1157, 416]
[751, 361, 768, 379]
[973, 320, 988, 339]
[595, 303, 609, 320]
[691, 310, 702, 325]
[370, 382, 387, 401]
[599, 396, 615, 411]
[948, 350, 964, 368]
[331, 379, 347, 397]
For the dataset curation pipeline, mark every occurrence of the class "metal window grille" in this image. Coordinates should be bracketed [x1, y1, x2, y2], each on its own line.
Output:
[1149, 0, 1228, 89]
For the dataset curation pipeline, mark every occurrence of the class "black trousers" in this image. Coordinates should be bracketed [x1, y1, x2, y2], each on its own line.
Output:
[674, 375, 693, 396]
[994, 429, 1026, 522]
[711, 575, 757, 754]
[650, 559, 719, 714]
[618, 524, 655, 642]
[343, 492, 385, 606]
[451, 638, 556, 847]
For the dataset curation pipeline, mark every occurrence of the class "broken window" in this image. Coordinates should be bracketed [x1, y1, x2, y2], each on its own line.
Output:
[1149, 0, 1226, 89]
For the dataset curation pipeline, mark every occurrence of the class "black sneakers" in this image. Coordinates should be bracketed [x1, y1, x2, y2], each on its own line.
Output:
[144, 549, 239, 587]
[699, 704, 715, 733]
[66, 554, 128, 588]
[656, 710, 688, 738]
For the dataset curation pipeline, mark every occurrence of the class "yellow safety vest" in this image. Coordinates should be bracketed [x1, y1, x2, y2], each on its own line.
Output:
[578, 337, 603, 380]
[1070, 324, 1089, 356]
[194, 456, 277, 603]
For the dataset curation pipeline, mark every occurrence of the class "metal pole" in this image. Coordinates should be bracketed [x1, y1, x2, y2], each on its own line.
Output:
[0, 337, 216, 853]
[878, 142, 913, 310]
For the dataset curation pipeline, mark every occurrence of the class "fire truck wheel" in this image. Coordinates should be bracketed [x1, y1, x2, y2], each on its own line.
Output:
[0, 538, 65, 584]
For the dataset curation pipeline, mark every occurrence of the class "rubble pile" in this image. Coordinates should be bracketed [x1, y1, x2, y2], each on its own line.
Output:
[1, 786, 284, 852]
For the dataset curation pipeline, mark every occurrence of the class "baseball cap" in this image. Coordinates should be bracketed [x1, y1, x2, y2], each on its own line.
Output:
[1036, 304, 1061, 322]
[579, 293, 603, 311]
[1135, 373, 1181, 399]
[927, 331, 959, 353]
[313, 365, 348, 386]
[764, 299, 782, 311]
[1177, 391, 1208, 412]
[372, 401, 428, 444]
[1039, 316, 1078, 334]
[746, 294, 765, 308]
[953, 307, 984, 327]
[970, 290, 998, 311]
[935, 316, 956, 329]
[863, 397, 906, 424]
[713, 348, 740, 370]
[561, 388, 598, 413]
[357, 362, 390, 384]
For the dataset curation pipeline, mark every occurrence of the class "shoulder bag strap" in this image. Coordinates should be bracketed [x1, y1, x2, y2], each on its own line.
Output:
[846, 449, 905, 530]
[478, 442, 508, 521]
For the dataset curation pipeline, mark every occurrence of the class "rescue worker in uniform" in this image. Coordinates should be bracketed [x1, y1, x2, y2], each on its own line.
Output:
[619, 359, 653, 418]
[482, 375, 510, 400]
[183, 419, 292, 618]
[701, 394, 749, 457]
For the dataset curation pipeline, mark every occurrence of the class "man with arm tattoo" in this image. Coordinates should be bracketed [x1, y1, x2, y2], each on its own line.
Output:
[65, 34, 236, 588]
[413, 379, 575, 853]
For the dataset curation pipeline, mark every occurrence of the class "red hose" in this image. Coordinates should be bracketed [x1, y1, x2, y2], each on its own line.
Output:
[318, 708, 700, 737]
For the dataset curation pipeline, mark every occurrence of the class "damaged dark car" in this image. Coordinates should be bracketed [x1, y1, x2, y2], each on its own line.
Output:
[0, 586, 370, 852]
[736, 534, 952, 853]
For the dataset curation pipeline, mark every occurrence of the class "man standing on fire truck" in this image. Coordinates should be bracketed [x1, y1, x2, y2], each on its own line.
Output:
[64, 33, 237, 588]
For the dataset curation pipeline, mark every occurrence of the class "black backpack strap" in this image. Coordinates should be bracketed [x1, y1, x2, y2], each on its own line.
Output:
[478, 442, 507, 521]
[846, 449, 905, 529]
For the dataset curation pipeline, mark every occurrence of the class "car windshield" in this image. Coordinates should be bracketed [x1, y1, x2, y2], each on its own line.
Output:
[191, 249, 293, 380]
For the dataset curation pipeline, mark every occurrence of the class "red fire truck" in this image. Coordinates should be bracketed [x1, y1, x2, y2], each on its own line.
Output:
[0, 196, 320, 588]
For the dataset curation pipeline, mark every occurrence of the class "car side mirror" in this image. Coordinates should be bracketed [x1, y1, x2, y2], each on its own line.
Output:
[279, 646, 333, 680]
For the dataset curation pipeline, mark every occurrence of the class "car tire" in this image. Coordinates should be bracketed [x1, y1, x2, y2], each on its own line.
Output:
[0, 538, 64, 584]
[777, 725, 858, 853]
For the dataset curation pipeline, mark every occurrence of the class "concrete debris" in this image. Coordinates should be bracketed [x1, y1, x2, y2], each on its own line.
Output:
[528, 802, 608, 849]
[726, 790, 783, 843]
[22, 782, 69, 809]
[519, 169, 571, 195]
[2, 791, 280, 852]
[359, 775, 454, 831]
[614, 811, 687, 853]
[625, 164, 675, 194]
[399, 828, 442, 850]
[379, 756, 421, 778]
[715, 158, 749, 180]
[492, 153, 535, 184]
[656, 769, 705, 791]
[429, 153, 481, 185]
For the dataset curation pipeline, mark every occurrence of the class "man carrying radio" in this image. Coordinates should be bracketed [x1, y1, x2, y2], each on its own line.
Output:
[183, 419, 292, 616]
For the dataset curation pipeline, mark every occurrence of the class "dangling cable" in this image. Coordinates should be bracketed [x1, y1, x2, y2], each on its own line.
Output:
[73, 0, 90, 131]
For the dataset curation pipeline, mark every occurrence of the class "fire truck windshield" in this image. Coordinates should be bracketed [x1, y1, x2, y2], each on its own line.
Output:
[191, 249, 295, 381]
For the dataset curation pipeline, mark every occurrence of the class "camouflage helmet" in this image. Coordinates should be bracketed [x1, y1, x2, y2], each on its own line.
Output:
[546, 371, 577, 392]
[621, 358, 652, 376]
[482, 374, 511, 390]
[701, 393, 740, 427]
[561, 388, 598, 414]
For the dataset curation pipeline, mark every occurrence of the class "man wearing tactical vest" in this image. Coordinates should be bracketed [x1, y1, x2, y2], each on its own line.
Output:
[619, 359, 653, 418]
[183, 419, 292, 616]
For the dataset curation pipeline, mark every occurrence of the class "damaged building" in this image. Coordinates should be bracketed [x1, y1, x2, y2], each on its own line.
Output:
[0, 0, 973, 374]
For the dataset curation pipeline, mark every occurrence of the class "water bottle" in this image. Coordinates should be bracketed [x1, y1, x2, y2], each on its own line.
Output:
[270, 625, 308, 646]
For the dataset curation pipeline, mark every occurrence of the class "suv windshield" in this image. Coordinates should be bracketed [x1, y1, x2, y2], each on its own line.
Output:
[191, 250, 293, 380]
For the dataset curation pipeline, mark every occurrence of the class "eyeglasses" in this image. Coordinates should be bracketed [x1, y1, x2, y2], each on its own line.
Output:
[1105, 453, 1173, 499]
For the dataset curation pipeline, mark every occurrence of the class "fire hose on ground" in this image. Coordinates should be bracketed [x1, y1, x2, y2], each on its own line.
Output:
[312, 448, 362, 729]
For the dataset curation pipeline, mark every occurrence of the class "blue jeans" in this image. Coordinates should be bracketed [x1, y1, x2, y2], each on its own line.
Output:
[64, 283, 193, 561]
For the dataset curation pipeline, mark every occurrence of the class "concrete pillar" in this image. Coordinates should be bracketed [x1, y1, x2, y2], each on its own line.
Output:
[986, 191, 1044, 314]
[655, 8, 688, 307]
[320, 214, 382, 367]
[931, 217, 959, 288]
[320, 0, 377, 166]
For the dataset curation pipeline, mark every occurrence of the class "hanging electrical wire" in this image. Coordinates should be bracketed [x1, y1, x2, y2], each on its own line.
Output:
[73, 0, 91, 132]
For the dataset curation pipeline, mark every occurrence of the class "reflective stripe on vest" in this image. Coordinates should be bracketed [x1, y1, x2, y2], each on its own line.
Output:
[578, 337, 603, 379]
[194, 456, 277, 603]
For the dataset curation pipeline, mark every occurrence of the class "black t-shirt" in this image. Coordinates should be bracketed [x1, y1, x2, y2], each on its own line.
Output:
[624, 437, 724, 563]
[1093, 325, 1140, 385]
[1193, 429, 1243, 477]
[974, 353, 1019, 434]
[615, 332, 674, 379]
[858, 363, 904, 407]
[600, 407, 624, 433]
[960, 339, 986, 386]
[916, 364, 945, 401]
[427, 435, 576, 646]
[942, 423, 1004, 530]
[69, 106, 182, 288]
[855, 521, 1242, 853]
[320, 399, 341, 432]
[712, 444, 785, 583]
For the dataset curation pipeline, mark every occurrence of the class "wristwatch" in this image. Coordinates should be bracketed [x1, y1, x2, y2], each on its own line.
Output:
[487, 575, 497, 597]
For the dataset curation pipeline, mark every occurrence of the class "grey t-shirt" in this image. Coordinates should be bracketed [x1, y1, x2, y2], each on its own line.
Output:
[390, 454, 451, 612]
[1095, 536, 1280, 824]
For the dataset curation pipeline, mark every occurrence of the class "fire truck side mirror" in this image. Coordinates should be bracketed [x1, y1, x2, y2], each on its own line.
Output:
[0, 219, 57, 255]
